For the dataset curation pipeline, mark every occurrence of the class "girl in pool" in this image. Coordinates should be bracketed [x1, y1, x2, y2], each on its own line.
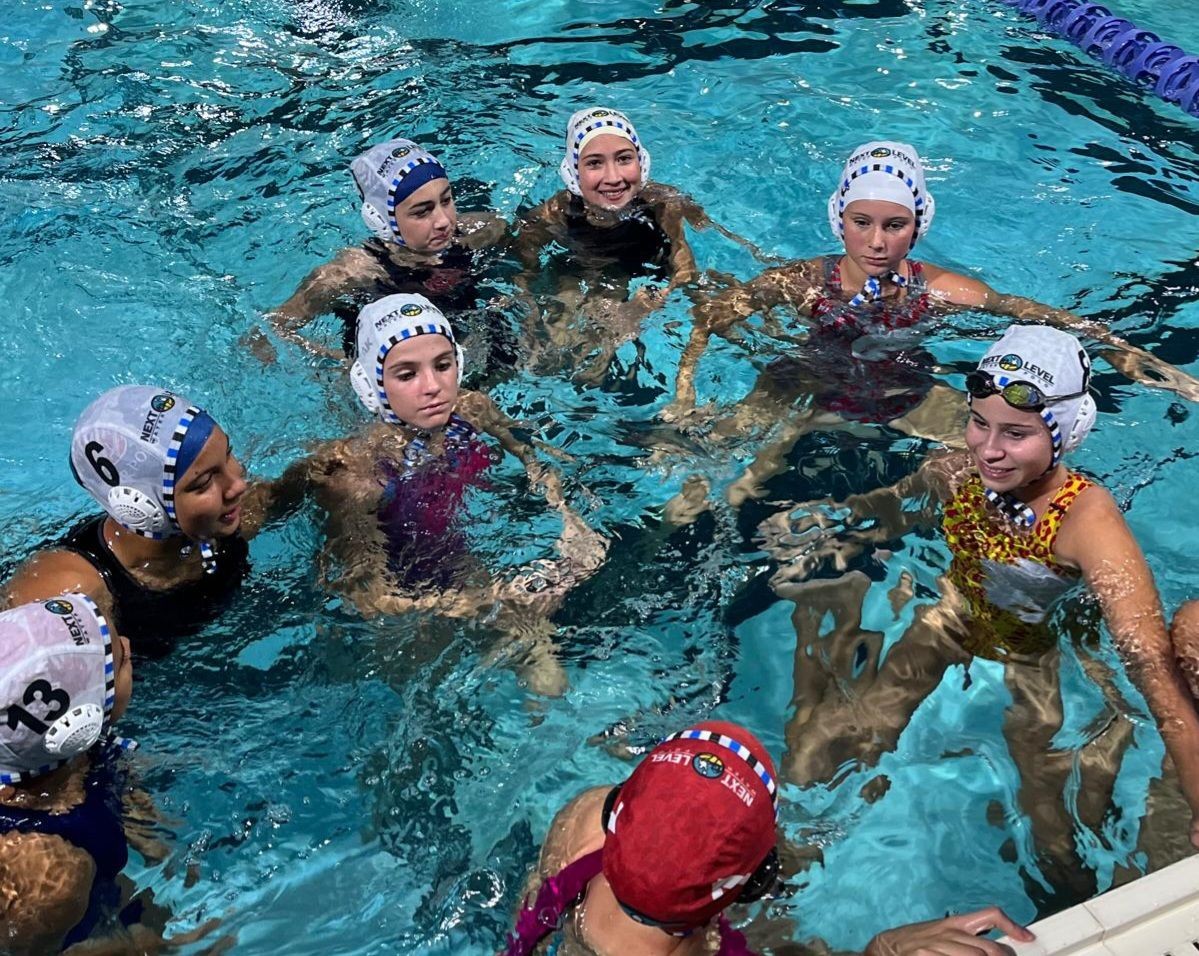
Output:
[264, 137, 509, 363]
[0, 595, 135, 952]
[507, 719, 1033, 955]
[280, 293, 607, 692]
[664, 140, 1199, 507]
[759, 325, 1199, 857]
[513, 107, 721, 382]
[3, 386, 278, 658]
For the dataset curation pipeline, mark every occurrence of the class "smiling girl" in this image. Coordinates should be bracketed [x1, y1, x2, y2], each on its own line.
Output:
[758, 325, 1199, 855]
[512, 108, 722, 380]
[2, 386, 280, 656]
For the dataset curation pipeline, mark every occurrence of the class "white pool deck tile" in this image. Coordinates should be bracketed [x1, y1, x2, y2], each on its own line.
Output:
[1002, 854, 1199, 955]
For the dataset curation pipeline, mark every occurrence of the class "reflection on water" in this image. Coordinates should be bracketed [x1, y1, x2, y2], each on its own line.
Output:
[1, 0, 1198, 952]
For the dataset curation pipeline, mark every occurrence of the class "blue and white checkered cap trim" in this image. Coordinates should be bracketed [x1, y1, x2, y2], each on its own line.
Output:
[373, 323, 455, 424]
[560, 108, 651, 195]
[161, 405, 200, 532]
[571, 118, 641, 164]
[836, 163, 925, 219]
[386, 156, 447, 238]
[664, 729, 778, 811]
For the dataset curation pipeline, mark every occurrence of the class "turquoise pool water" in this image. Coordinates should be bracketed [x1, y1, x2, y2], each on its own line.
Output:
[3, 0, 1199, 952]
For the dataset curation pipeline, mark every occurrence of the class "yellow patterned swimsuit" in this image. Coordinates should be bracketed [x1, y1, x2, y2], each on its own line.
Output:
[942, 472, 1093, 660]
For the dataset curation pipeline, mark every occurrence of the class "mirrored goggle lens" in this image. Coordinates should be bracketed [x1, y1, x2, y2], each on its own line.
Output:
[997, 381, 1045, 409]
[966, 372, 1045, 410]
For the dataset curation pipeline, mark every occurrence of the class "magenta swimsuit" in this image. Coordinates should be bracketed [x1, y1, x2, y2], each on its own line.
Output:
[376, 420, 497, 590]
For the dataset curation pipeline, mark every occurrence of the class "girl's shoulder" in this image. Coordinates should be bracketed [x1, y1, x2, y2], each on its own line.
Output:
[1056, 476, 1115, 521]
[453, 389, 492, 424]
[640, 180, 683, 202]
[456, 212, 509, 249]
[522, 191, 572, 225]
[921, 264, 993, 307]
[2, 547, 110, 616]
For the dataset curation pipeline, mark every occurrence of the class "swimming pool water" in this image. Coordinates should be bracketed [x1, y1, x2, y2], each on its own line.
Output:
[2, 0, 1199, 952]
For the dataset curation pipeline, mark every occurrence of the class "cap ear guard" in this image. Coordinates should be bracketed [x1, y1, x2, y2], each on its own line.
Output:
[42, 703, 105, 757]
[1063, 393, 1097, 453]
[69, 442, 172, 540]
[917, 192, 936, 239]
[360, 201, 398, 244]
[737, 847, 781, 903]
[602, 783, 622, 832]
[351, 360, 383, 415]
[826, 190, 844, 240]
[106, 486, 170, 535]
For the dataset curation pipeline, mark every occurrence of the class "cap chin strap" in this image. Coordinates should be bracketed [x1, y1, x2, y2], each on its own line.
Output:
[981, 487, 1037, 529]
[847, 271, 908, 308]
[400, 415, 476, 470]
[179, 539, 219, 574]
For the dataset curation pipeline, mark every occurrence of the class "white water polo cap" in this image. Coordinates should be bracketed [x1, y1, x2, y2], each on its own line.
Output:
[0, 596, 124, 785]
[559, 107, 651, 197]
[976, 324, 1097, 467]
[350, 294, 465, 424]
[70, 386, 222, 572]
[827, 141, 936, 245]
[350, 138, 449, 245]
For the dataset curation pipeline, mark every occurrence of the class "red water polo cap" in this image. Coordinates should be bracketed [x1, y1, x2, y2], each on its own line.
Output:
[603, 720, 778, 928]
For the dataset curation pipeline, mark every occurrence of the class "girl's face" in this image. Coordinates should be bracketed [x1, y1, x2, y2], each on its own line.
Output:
[394, 178, 457, 253]
[841, 199, 916, 275]
[965, 394, 1055, 493]
[577, 134, 641, 210]
[110, 631, 133, 721]
[174, 426, 248, 540]
[381, 335, 459, 431]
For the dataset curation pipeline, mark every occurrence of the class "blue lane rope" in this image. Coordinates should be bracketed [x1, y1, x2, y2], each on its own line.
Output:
[997, 0, 1199, 117]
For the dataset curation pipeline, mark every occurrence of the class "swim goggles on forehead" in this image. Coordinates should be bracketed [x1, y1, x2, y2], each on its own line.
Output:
[965, 370, 1088, 412]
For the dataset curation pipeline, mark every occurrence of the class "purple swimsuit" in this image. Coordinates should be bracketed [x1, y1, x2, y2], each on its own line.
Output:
[504, 848, 755, 955]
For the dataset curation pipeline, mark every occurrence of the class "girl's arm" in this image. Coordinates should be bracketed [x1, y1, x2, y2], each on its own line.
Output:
[457, 212, 511, 251]
[260, 247, 388, 361]
[758, 451, 962, 581]
[664, 263, 822, 419]
[510, 196, 569, 341]
[649, 184, 787, 269]
[644, 187, 699, 287]
[1056, 487, 1199, 847]
[466, 391, 567, 508]
[511, 196, 566, 292]
[0, 833, 95, 956]
[237, 438, 353, 539]
[926, 269, 1199, 401]
[465, 392, 608, 594]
